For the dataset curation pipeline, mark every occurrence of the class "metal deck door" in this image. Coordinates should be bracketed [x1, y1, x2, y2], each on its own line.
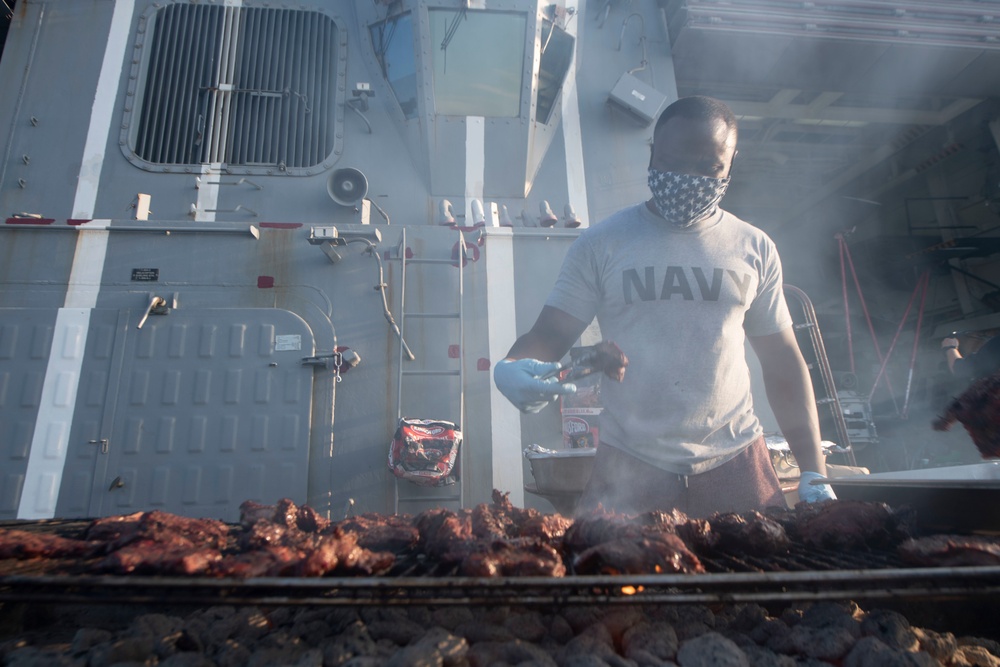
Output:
[0, 309, 61, 520]
[94, 307, 316, 521]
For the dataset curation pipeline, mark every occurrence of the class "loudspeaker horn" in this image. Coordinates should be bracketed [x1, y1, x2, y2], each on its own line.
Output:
[327, 167, 369, 207]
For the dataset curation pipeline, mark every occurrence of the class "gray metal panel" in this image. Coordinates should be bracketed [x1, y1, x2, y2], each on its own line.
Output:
[0, 309, 56, 519]
[0, 1, 117, 219]
[64, 308, 315, 521]
[56, 309, 127, 519]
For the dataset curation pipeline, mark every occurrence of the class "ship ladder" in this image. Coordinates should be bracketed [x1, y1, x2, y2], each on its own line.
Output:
[392, 227, 468, 513]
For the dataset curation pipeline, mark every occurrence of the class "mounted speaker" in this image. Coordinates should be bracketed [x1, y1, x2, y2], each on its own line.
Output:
[327, 167, 369, 207]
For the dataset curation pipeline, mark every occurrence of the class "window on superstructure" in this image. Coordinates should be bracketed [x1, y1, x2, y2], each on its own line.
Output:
[370, 12, 419, 120]
[127, 4, 341, 172]
[429, 9, 526, 117]
[536, 19, 575, 124]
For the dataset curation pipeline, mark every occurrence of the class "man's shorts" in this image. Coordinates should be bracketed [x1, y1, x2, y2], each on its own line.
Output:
[575, 435, 785, 518]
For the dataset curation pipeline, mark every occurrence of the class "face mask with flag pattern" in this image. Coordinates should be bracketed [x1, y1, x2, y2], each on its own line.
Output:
[647, 168, 730, 228]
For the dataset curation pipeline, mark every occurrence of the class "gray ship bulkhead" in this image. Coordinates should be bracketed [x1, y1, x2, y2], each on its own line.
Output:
[0, 0, 668, 520]
[1, 0, 998, 520]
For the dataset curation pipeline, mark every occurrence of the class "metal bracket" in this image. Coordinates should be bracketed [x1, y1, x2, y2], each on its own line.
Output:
[88, 438, 109, 454]
[302, 351, 345, 382]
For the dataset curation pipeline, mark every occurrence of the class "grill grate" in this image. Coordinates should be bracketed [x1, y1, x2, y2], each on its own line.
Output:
[4, 519, 1000, 608]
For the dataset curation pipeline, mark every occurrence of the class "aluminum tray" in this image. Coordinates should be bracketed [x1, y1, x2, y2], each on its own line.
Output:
[524, 447, 595, 494]
[826, 462, 1000, 535]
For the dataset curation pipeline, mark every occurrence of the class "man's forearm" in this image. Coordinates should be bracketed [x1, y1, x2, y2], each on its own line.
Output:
[506, 332, 565, 362]
[505, 306, 589, 362]
[762, 359, 827, 475]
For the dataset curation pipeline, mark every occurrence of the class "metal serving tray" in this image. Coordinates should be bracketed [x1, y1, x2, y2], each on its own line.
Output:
[826, 462, 1000, 535]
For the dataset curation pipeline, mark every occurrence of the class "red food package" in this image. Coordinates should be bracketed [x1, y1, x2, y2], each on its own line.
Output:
[388, 418, 462, 486]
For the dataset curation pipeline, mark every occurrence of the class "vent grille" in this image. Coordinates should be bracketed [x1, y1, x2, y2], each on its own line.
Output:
[128, 3, 342, 173]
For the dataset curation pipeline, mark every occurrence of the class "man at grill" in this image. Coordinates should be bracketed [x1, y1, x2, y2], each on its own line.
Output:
[494, 96, 834, 517]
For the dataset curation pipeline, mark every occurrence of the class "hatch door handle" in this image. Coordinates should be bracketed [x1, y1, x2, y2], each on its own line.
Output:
[88, 438, 109, 454]
[137, 294, 173, 329]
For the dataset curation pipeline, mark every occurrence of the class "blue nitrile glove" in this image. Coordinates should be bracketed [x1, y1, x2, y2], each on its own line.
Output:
[493, 358, 578, 413]
[798, 471, 837, 503]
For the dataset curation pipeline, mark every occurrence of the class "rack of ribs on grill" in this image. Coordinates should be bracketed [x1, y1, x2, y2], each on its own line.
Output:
[933, 371, 1000, 458]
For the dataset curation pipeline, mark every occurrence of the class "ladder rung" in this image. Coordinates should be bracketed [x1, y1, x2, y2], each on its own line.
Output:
[403, 258, 456, 265]
[403, 312, 461, 319]
[397, 495, 462, 503]
[402, 369, 461, 377]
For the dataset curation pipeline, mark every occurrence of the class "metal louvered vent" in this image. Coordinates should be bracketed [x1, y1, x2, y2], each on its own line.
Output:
[123, 3, 345, 174]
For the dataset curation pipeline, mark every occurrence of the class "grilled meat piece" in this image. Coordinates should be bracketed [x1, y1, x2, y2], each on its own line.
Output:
[471, 499, 515, 541]
[593, 340, 629, 382]
[238, 500, 274, 527]
[899, 534, 1000, 567]
[572, 533, 705, 575]
[518, 513, 574, 542]
[461, 539, 567, 577]
[0, 529, 99, 560]
[239, 520, 288, 550]
[83, 511, 147, 543]
[337, 513, 420, 554]
[213, 545, 300, 578]
[708, 510, 790, 557]
[469, 490, 552, 541]
[91, 511, 230, 574]
[224, 528, 394, 578]
[99, 540, 222, 575]
[415, 508, 474, 563]
[562, 509, 643, 555]
[789, 500, 911, 551]
[933, 372, 1000, 458]
[272, 497, 299, 528]
[91, 510, 231, 553]
[632, 508, 717, 553]
[295, 504, 330, 533]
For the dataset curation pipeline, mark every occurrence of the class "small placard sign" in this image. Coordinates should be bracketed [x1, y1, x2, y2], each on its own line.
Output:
[131, 268, 159, 282]
[275, 335, 301, 351]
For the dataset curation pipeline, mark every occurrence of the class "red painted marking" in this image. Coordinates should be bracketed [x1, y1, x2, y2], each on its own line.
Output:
[6, 217, 54, 225]
[259, 222, 303, 229]
[477, 358, 491, 371]
[257, 276, 275, 288]
[67, 219, 93, 226]
[448, 345, 460, 359]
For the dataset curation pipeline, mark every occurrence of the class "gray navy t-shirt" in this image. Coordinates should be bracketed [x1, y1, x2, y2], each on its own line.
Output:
[546, 203, 793, 475]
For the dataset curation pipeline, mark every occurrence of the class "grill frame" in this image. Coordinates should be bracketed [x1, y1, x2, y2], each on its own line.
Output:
[4, 566, 1000, 608]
